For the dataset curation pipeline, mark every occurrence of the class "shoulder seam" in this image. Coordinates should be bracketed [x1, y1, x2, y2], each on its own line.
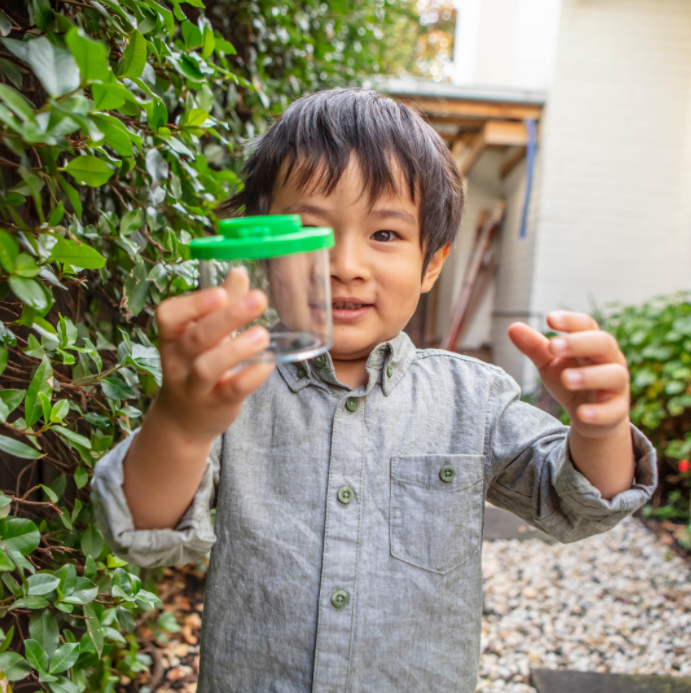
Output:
[412, 348, 504, 374]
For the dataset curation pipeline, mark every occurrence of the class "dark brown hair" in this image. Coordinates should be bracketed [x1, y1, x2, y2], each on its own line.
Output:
[219, 87, 464, 271]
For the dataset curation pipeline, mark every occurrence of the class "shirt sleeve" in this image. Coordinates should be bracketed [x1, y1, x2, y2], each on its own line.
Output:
[484, 370, 658, 543]
[91, 429, 221, 568]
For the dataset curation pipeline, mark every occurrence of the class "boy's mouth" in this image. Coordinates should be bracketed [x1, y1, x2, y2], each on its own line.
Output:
[331, 297, 373, 321]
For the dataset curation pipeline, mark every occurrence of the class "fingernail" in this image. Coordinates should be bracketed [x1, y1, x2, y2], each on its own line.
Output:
[549, 311, 565, 325]
[564, 371, 582, 385]
[242, 291, 265, 311]
[248, 327, 268, 344]
[551, 337, 567, 353]
[206, 287, 226, 307]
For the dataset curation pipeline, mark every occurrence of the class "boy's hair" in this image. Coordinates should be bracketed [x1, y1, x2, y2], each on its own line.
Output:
[220, 88, 464, 272]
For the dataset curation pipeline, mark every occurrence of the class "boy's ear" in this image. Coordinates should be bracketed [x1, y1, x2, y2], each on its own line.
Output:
[421, 244, 451, 293]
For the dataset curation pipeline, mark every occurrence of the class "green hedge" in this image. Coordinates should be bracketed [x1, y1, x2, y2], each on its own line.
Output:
[0, 0, 419, 690]
[599, 294, 691, 546]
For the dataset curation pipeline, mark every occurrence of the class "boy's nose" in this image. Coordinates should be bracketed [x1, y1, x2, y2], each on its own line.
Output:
[329, 236, 370, 284]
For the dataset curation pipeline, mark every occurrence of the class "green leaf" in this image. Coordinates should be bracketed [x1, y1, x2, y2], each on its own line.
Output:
[0, 651, 32, 681]
[49, 400, 69, 423]
[0, 434, 42, 459]
[0, 230, 19, 272]
[48, 642, 79, 674]
[65, 27, 110, 83]
[0, 517, 41, 556]
[123, 257, 150, 317]
[0, 11, 11, 38]
[181, 20, 202, 49]
[91, 81, 132, 110]
[0, 390, 24, 418]
[53, 426, 92, 450]
[27, 574, 60, 596]
[120, 29, 147, 79]
[47, 202, 65, 228]
[8, 277, 47, 311]
[0, 626, 14, 654]
[92, 114, 133, 156]
[0, 347, 7, 377]
[50, 237, 106, 269]
[106, 554, 128, 568]
[25, 357, 52, 427]
[39, 391, 51, 423]
[83, 556, 97, 580]
[119, 209, 142, 236]
[116, 605, 136, 633]
[0, 549, 14, 572]
[80, 525, 104, 560]
[0, 57, 23, 89]
[0, 83, 35, 123]
[2, 37, 80, 98]
[9, 596, 49, 610]
[83, 604, 103, 657]
[30, 609, 59, 657]
[62, 576, 97, 605]
[74, 467, 88, 490]
[157, 610, 180, 632]
[25, 638, 50, 672]
[101, 376, 136, 401]
[62, 156, 114, 187]
[49, 674, 80, 693]
[56, 176, 82, 218]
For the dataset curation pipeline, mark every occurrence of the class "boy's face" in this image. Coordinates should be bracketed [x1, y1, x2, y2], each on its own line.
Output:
[269, 158, 447, 361]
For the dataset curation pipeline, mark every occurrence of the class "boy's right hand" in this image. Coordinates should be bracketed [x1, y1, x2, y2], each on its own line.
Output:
[151, 267, 274, 444]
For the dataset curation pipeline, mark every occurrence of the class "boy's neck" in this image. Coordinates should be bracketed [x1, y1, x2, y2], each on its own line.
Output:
[332, 356, 370, 389]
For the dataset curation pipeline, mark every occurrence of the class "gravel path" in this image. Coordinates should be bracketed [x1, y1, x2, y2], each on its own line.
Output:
[476, 516, 691, 692]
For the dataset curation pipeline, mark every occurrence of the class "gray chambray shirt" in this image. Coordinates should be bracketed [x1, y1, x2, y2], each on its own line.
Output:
[92, 331, 657, 693]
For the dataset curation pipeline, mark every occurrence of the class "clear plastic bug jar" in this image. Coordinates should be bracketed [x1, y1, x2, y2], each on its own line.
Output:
[189, 215, 334, 363]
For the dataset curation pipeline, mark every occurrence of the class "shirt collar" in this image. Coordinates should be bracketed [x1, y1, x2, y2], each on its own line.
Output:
[277, 331, 417, 397]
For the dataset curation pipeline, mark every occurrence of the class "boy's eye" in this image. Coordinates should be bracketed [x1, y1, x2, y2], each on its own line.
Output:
[371, 230, 398, 242]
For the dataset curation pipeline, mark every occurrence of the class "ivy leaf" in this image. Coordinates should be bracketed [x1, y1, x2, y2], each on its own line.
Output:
[0, 434, 42, 459]
[25, 357, 53, 427]
[2, 37, 80, 98]
[48, 642, 79, 674]
[9, 276, 48, 311]
[0, 651, 32, 681]
[65, 27, 110, 82]
[62, 156, 114, 187]
[50, 237, 106, 269]
[30, 609, 59, 658]
[120, 29, 147, 79]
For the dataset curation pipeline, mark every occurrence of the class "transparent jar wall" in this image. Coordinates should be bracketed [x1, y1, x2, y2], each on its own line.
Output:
[198, 248, 332, 363]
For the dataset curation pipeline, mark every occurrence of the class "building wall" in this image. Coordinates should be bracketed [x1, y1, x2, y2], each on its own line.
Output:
[529, 0, 691, 373]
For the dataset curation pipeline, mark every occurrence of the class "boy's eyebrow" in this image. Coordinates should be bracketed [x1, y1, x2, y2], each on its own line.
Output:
[282, 203, 417, 226]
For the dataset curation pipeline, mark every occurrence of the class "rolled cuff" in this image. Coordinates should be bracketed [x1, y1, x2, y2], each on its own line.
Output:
[553, 423, 658, 530]
[91, 429, 221, 568]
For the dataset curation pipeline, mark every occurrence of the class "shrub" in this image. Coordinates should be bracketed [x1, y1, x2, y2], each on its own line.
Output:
[0, 0, 420, 690]
[599, 294, 691, 546]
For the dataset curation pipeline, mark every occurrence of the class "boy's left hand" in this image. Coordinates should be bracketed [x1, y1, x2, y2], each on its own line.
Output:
[508, 311, 630, 439]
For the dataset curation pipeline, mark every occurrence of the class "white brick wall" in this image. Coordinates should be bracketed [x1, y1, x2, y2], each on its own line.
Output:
[530, 0, 691, 333]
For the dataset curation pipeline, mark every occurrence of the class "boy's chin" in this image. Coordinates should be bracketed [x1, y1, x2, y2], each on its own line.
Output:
[329, 326, 398, 360]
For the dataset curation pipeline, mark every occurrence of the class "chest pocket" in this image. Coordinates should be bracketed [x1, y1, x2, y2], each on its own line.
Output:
[390, 454, 485, 574]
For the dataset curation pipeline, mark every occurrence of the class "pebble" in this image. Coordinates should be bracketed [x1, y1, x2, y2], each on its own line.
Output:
[476, 517, 691, 692]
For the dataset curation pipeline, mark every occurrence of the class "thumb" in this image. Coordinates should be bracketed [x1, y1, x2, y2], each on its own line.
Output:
[508, 322, 554, 369]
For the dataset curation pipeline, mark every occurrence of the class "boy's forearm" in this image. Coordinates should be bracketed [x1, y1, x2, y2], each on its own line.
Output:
[123, 402, 212, 530]
[568, 421, 634, 501]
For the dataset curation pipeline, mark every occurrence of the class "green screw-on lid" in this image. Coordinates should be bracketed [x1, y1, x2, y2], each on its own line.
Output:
[189, 214, 334, 260]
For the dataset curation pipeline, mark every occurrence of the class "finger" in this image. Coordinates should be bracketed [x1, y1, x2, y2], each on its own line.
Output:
[216, 361, 276, 403]
[561, 363, 629, 394]
[188, 327, 270, 393]
[547, 311, 599, 334]
[576, 397, 630, 427]
[178, 289, 269, 359]
[508, 322, 554, 369]
[222, 266, 250, 304]
[157, 288, 228, 341]
[549, 330, 625, 365]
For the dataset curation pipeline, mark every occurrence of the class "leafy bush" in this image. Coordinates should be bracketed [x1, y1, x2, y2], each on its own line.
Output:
[0, 0, 420, 690]
[599, 294, 691, 545]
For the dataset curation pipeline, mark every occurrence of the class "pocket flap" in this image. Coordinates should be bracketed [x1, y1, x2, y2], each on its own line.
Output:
[392, 454, 484, 490]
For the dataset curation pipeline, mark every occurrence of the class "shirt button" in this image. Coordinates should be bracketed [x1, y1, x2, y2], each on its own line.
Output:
[313, 354, 326, 368]
[331, 589, 349, 610]
[296, 366, 306, 379]
[440, 464, 456, 483]
[386, 365, 393, 378]
[338, 486, 354, 505]
[345, 397, 358, 412]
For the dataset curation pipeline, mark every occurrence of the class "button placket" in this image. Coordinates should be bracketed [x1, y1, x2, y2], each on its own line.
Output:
[312, 394, 365, 688]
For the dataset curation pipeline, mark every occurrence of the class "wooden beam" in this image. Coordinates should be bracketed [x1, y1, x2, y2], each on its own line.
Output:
[459, 131, 487, 176]
[451, 139, 467, 170]
[459, 121, 538, 176]
[500, 146, 527, 179]
[395, 97, 543, 122]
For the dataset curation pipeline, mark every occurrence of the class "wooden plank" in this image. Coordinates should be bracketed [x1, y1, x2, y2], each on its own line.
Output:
[500, 146, 527, 179]
[484, 120, 531, 146]
[395, 96, 543, 121]
[459, 131, 487, 176]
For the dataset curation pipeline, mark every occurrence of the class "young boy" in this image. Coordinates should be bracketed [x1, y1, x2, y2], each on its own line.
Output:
[92, 88, 657, 692]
